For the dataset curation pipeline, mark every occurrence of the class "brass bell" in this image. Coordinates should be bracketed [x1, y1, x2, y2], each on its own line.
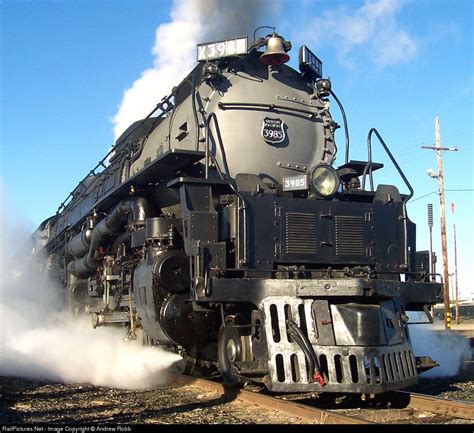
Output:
[260, 33, 290, 66]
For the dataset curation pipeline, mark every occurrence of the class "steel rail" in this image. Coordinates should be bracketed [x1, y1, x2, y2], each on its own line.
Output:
[167, 372, 369, 424]
[394, 391, 474, 420]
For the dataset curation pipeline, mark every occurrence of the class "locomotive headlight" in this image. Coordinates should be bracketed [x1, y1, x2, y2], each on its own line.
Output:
[310, 164, 339, 197]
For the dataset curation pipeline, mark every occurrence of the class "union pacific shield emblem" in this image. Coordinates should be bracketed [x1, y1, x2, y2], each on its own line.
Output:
[261, 117, 286, 144]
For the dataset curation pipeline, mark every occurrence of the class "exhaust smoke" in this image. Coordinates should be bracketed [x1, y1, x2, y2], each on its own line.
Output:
[112, 0, 277, 139]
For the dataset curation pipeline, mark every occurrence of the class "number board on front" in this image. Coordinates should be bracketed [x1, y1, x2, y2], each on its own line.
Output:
[283, 174, 308, 191]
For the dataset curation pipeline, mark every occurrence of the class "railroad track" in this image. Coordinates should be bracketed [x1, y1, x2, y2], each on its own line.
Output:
[392, 390, 474, 420]
[169, 372, 366, 424]
[168, 372, 474, 424]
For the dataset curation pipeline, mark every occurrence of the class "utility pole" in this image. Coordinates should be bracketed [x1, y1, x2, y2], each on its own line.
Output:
[451, 202, 459, 325]
[422, 114, 458, 330]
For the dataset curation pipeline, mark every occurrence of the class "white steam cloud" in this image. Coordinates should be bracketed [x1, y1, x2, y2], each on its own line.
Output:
[409, 312, 471, 378]
[304, 0, 417, 67]
[0, 184, 179, 390]
[112, 0, 277, 139]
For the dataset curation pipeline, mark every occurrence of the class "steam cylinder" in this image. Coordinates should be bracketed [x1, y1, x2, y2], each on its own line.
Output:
[133, 248, 216, 346]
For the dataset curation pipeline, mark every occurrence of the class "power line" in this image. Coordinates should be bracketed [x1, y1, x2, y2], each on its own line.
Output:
[398, 154, 427, 165]
[393, 130, 471, 159]
[409, 189, 474, 203]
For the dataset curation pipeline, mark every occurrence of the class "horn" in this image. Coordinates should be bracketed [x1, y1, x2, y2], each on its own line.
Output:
[260, 33, 290, 66]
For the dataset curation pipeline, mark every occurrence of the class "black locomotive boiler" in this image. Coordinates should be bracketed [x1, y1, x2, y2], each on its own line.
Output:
[31, 31, 442, 394]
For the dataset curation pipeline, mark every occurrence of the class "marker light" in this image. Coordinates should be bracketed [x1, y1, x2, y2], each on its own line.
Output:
[311, 164, 339, 197]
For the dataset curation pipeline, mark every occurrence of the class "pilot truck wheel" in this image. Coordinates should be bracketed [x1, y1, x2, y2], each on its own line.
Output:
[218, 315, 251, 388]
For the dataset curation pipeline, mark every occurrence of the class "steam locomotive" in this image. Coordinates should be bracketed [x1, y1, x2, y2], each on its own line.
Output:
[31, 30, 442, 394]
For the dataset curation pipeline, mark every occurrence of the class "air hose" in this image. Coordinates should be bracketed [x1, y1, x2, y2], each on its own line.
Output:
[286, 320, 326, 386]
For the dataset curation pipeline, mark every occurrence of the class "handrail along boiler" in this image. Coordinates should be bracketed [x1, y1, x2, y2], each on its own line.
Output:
[32, 30, 442, 394]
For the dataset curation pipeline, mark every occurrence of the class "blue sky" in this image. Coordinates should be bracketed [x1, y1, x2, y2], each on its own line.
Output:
[1, 0, 473, 298]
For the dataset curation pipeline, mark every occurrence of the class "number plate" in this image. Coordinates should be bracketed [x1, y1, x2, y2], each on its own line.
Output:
[283, 174, 308, 191]
[197, 37, 247, 61]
